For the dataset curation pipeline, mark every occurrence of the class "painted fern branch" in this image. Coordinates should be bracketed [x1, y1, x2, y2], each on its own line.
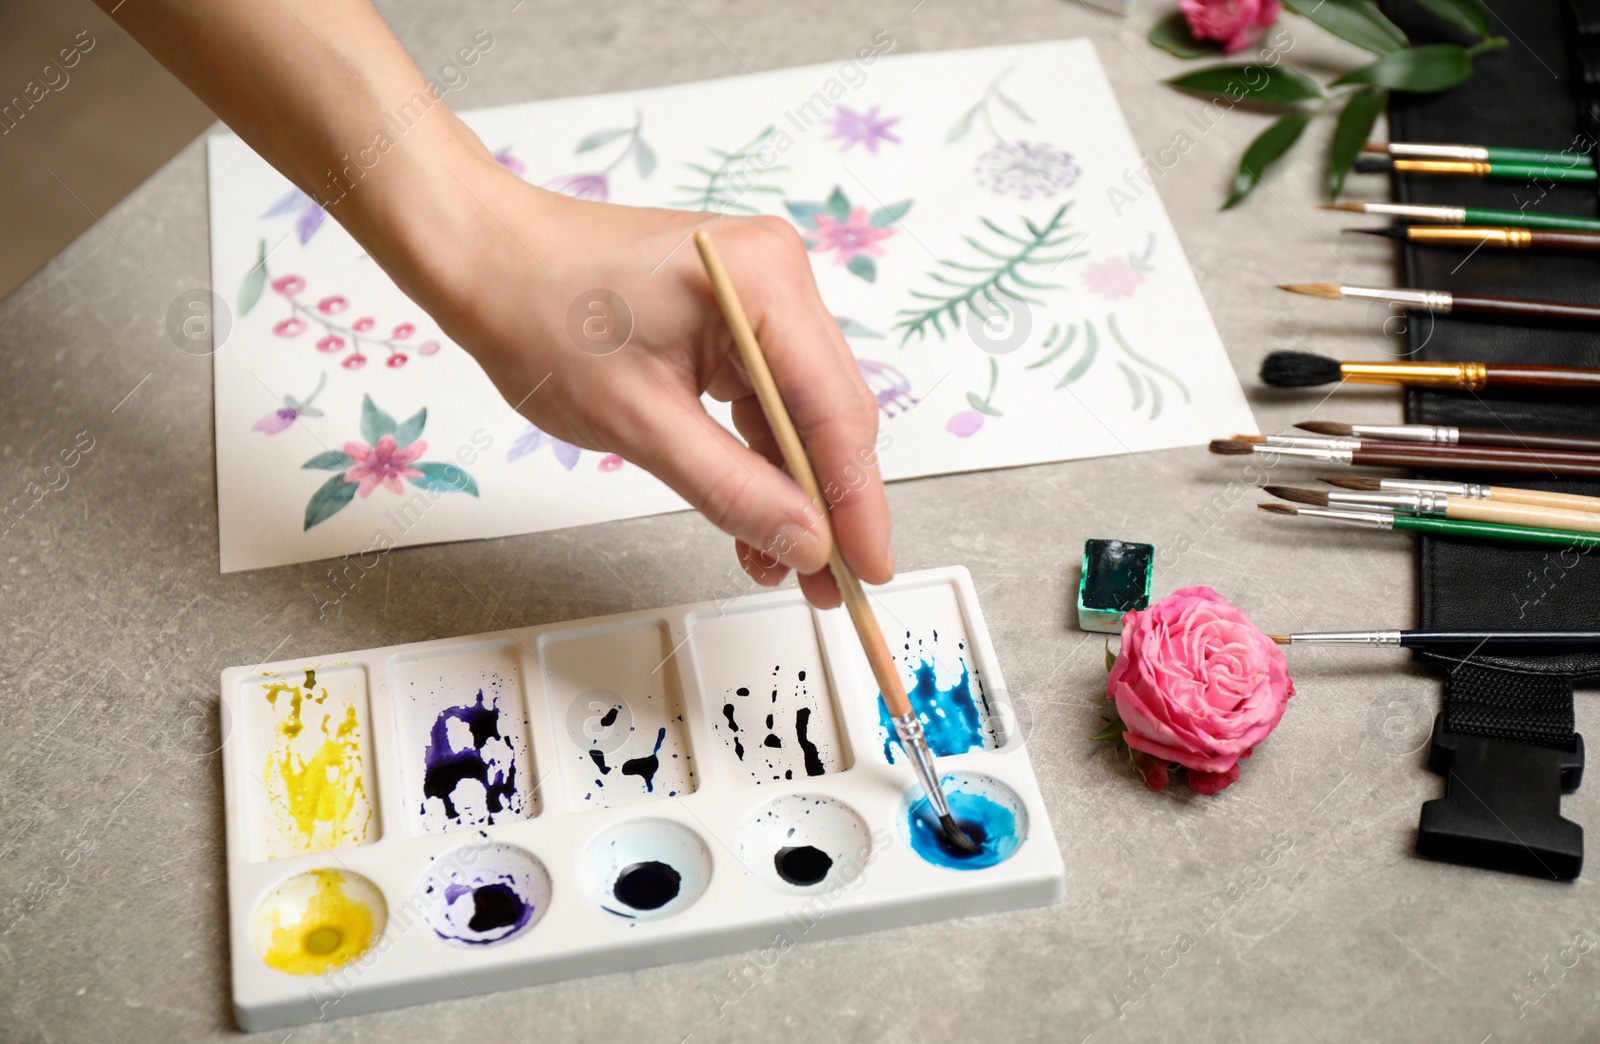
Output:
[671, 127, 788, 214]
[894, 203, 1085, 346]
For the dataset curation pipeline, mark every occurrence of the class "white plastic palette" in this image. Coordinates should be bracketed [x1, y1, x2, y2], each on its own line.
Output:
[221, 566, 1065, 1030]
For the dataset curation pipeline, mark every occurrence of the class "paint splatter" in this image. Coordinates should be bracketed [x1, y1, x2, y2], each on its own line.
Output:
[257, 869, 380, 975]
[421, 690, 522, 829]
[878, 659, 990, 764]
[621, 727, 666, 792]
[795, 707, 826, 777]
[262, 676, 371, 857]
[420, 841, 547, 948]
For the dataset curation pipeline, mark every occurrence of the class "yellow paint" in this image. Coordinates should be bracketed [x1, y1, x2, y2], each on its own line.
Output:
[261, 869, 378, 976]
[261, 677, 371, 857]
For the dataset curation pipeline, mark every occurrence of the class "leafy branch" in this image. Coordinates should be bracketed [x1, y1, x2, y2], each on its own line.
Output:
[671, 126, 787, 213]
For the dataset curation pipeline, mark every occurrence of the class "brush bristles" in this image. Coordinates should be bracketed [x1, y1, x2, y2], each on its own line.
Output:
[1296, 421, 1354, 436]
[1260, 351, 1343, 388]
[1320, 475, 1383, 490]
[1209, 439, 1255, 455]
[1264, 486, 1330, 507]
[1258, 503, 1298, 515]
[1268, 633, 1293, 645]
[1277, 283, 1345, 300]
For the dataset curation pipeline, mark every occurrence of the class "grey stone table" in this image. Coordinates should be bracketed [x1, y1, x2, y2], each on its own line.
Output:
[3, 2, 1595, 1041]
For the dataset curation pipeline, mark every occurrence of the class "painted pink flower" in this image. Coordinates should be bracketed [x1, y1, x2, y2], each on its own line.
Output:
[807, 207, 895, 265]
[317, 295, 348, 314]
[252, 408, 298, 435]
[1106, 586, 1293, 794]
[273, 317, 307, 338]
[547, 173, 609, 201]
[353, 317, 376, 333]
[1180, 0, 1282, 54]
[316, 335, 345, 353]
[598, 453, 624, 472]
[271, 275, 305, 296]
[418, 340, 441, 356]
[342, 353, 367, 370]
[946, 410, 985, 438]
[1082, 257, 1145, 300]
[391, 323, 415, 340]
[342, 435, 427, 497]
[823, 104, 902, 155]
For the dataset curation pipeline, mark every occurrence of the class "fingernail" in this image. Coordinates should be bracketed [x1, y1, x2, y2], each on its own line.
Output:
[771, 522, 830, 575]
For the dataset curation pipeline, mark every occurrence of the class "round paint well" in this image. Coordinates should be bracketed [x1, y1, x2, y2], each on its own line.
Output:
[418, 841, 551, 949]
[738, 794, 872, 894]
[900, 772, 1027, 871]
[579, 818, 711, 921]
[250, 868, 387, 976]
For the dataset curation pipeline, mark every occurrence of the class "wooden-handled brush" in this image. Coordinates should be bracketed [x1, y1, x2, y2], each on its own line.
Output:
[693, 229, 980, 855]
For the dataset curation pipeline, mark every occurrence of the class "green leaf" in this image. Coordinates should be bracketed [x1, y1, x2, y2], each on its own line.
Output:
[1224, 112, 1312, 209]
[1089, 716, 1125, 743]
[359, 395, 396, 445]
[393, 408, 427, 448]
[1166, 64, 1323, 105]
[1328, 87, 1387, 199]
[238, 238, 267, 317]
[408, 462, 479, 496]
[304, 473, 357, 530]
[966, 392, 1001, 417]
[846, 255, 877, 282]
[575, 127, 629, 153]
[785, 201, 824, 228]
[1147, 11, 1221, 59]
[632, 138, 657, 179]
[1105, 639, 1117, 672]
[869, 200, 912, 227]
[824, 187, 850, 221]
[1333, 43, 1473, 92]
[303, 450, 354, 471]
[1283, 0, 1407, 54]
[834, 316, 884, 339]
[1413, 0, 1491, 39]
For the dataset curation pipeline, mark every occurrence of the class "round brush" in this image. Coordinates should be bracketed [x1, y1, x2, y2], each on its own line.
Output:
[1319, 475, 1600, 514]
[1259, 351, 1600, 392]
[1256, 502, 1600, 549]
[1268, 629, 1600, 649]
[1295, 420, 1600, 454]
[1263, 485, 1600, 534]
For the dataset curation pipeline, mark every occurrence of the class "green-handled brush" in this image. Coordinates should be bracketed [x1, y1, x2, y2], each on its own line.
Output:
[1258, 502, 1600, 550]
[1319, 201, 1600, 232]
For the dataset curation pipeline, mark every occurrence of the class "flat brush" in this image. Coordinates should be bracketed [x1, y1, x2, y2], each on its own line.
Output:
[1296, 420, 1600, 454]
[1278, 283, 1600, 327]
[1212, 439, 1600, 478]
[1257, 502, 1600, 549]
[693, 229, 981, 856]
[1269, 629, 1600, 648]
[1264, 485, 1600, 535]
[1318, 201, 1600, 232]
[1320, 475, 1600, 515]
[1259, 350, 1600, 393]
[1352, 156, 1597, 182]
[1352, 225, 1600, 252]
[1362, 141, 1595, 167]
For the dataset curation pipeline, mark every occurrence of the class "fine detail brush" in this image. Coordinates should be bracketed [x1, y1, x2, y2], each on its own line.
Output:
[1351, 225, 1600, 253]
[1352, 155, 1598, 183]
[1239, 432, 1600, 468]
[1277, 283, 1600, 327]
[1318, 201, 1600, 232]
[1263, 485, 1600, 535]
[1362, 141, 1596, 167]
[1268, 629, 1600, 649]
[1211, 438, 1600, 478]
[1259, 350, 1600, 393]
[1257, 502, 1600, 549]
[1296, 420, 1600, 454]
[694, 229, 980, 856]
[1320, 476, 1600, 515]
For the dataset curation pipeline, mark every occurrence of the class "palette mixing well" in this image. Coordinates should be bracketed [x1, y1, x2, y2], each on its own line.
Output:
[221, 566, 1065, 1029]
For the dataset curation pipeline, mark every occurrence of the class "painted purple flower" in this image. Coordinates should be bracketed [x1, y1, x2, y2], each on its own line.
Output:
[857, 360, 916, 416]
[823, 104, 902, 155]
[253, 408, 299, 435]
[946, 410, 985, 438]
[1082, 257, 1145, 299]
[974, 142, 1081, 200]
[343, 435, 427, 497]
[262, 188, 327, 245]
[507, 425, 581, 469]
[546, 173, 609, 202]
[494, 147, 527, 177]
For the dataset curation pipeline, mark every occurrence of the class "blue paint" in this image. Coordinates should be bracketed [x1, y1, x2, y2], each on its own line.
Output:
[877, 660, 988, 764]
[905, 787, 1019, 870]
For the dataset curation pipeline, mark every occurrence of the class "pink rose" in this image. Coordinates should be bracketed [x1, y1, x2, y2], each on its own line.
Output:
[1179, 0, 1282, 54]
[1106, 586, 1292, 793]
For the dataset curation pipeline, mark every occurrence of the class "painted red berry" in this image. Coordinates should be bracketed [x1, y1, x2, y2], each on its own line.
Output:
[270, 275, 306, 296]
[342, 353, 368, 370]
[316, 335, 345, 353]
[386, 353, 408, 368]
[317, 295, 348, 314]
[353, 316, 376, 333]
[391, 323, 415, 340]
[272, 317, 307, 337]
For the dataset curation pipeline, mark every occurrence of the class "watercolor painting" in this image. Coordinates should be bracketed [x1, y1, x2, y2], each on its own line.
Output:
[208, 40, 1257, 572]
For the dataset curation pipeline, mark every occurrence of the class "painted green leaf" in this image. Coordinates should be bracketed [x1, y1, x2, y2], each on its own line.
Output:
[393, 408, 427, 448]
[1147, 11, 1221, 59]
[1413, 0, 1491, 39]
[238, 238, 267, 317]
[304, 473, 357, 530]
[846, 255, 878, 282]
[1167, 64, 1323, 105]
[824, 187, 851, 221]
[1333, 44, 1473, 92]
[966, 392, 1001, 417]
[869, 200, 912, 227]
[1224, 112, 1312, 209]
[632, 138, 657, 179]
[303, 450, 354, 471]
[784, 201, 825, 228]
[359, 395, 396, 445]
[1283, 0, 1407, 54]
[575, 127, 629, 153]
[1329, 87, 1388, 199]
[834, 316, 884, 339]
[408, 462, 480, 496]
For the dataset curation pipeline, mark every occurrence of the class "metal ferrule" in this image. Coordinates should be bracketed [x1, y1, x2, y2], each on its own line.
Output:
[1340, 361, 1489, 391]
[1350, 424, 1459, 444]
[892, 712, 952, 819]
[1339, 286, 1454, 313]
[1362, 202, 1469, 223]
[1413, 227, 1532, 249]
[1379, 478, 1484, 498]
[1394, 159, 1490, 176]
[1298, 506, 1396, 529]
[1290, 630, 1405, 645]
[1390, 143, 1488, 161]
[1255, 444, 1355, 465]
[1327, 490, 1446, 516]
[1263, 434, 1361, 451]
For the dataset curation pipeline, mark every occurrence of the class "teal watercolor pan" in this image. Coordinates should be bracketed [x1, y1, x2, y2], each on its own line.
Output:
[219, 566, 1066, 1030]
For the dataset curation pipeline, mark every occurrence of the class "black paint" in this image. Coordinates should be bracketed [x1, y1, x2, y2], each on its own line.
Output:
[613, 860, 680, 910]
[621, 727, 667, 792]
[722, 704, 740, 731]
[795, 707, 826, 777]
[797, 670, 806, 681]
[734, 736, 745, 760]
[765, 713, 774, 729]
[588, 749, 611, 775]
[599, 705, 619, 728]
[466, 883, 526, 932]
[1081, 538, 1154, 611]
[422, 690, 516, 821]
[763, 733, 782, 749]
[736, 687, 750, 697]
[774, 845, 833, 886]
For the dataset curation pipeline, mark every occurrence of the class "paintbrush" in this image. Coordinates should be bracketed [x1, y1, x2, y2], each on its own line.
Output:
[1256, 502, 1600, 549]
[1362, 141, 1596, 167]
[1211, 439, 1600, 478]
[1320, 475, 1600, 514]
[1296, 420, 1600, 454]
[1234, 432, 1600, 465]
[1268, 629, 1600, 649]
[1352, 155, 1598, 182]
[1318, 201, 1600, 232]
[1277, 283, 1600, 327]
[1259, 350, 1600, 393]
[693, 229, 980, 856]
[1350, 225, 1600, 253]
[1264, 485, 1600, 535]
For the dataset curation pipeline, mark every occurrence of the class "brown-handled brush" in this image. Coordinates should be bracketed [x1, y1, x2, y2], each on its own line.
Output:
[693, 229, 981, 855]
[1209, 438, 1600, 478]
[1296, 420, 1600, 454]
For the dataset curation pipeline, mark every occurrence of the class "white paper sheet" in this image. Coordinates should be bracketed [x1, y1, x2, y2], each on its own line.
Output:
[207, 39, 1257, 573]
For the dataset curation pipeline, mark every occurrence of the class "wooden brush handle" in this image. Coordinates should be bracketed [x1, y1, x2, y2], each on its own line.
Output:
[692, 231, 911, 719]
[1360, 440, 1600, 465]
[1459, 427, 1600, 452]
[1355, 447, 1600, 477]
[1451, 294, 1600, 325]
[1483, 363, 1600, 389]
[1451, 500, 1600, 533]
[1487, 485, 1600, 513]
[1529, 230, 1600, 251]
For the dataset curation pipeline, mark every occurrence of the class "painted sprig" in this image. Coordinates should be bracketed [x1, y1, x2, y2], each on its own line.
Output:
[672, 127, 788, 213]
